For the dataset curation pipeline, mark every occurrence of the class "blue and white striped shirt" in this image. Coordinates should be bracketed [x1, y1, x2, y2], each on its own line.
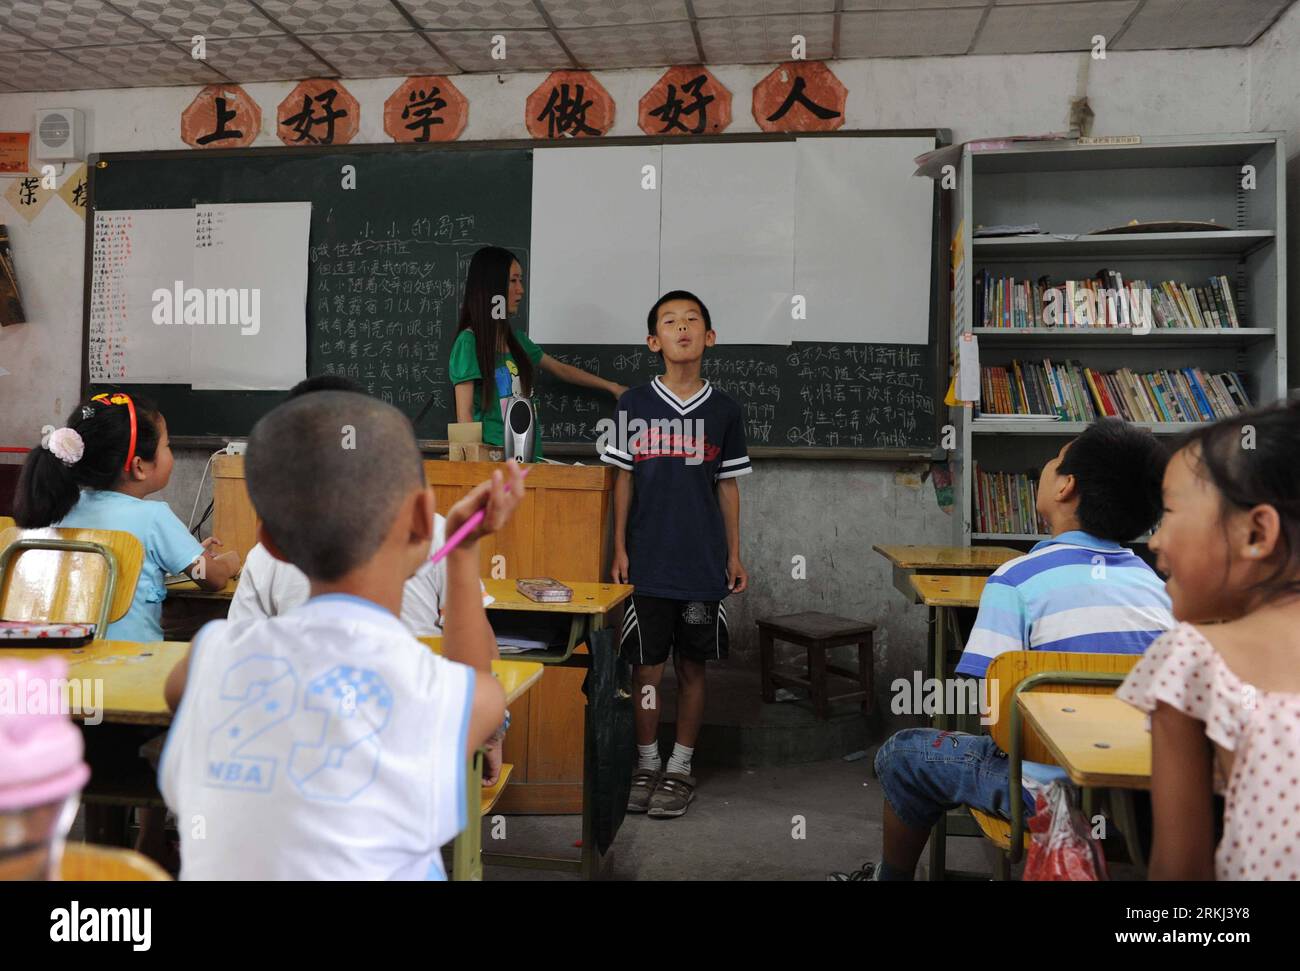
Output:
[954, 531, 1174, 679]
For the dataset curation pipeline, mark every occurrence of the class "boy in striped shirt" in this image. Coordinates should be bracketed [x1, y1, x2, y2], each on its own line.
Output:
[836, 419, 1173, 881]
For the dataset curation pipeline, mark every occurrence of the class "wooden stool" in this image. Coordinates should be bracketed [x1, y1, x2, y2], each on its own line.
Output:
[757, 612, 876, 720]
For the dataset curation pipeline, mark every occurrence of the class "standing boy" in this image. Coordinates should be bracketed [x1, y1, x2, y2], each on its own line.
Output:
[601, 290, 751, 818]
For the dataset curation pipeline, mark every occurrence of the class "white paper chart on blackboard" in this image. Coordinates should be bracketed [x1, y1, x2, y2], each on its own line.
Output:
[190, 201, 311, 391]
[88, 209, 192, 384]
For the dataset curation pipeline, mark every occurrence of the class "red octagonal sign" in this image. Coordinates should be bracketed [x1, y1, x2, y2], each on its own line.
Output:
[385, 76, 468, 143]
[277, 78, 360, 146]
[752, 61, 846, 133]
[526, 70, 614, 139]
[639, 65, 731, 137]
[181, 84, 261, 149]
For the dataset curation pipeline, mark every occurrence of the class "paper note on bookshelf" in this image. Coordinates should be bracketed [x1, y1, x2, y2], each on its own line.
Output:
[88, 209, 193, 384]
[957, 333, 979, 402]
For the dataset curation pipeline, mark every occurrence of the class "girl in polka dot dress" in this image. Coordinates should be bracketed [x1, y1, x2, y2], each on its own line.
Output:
[1118, 400, 1300, 880]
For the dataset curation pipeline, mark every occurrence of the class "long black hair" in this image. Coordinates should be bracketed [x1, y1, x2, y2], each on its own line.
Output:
[1175, 399, 1300, 602]
[457, 246, 531, 411]
[14, 391, 164, 527]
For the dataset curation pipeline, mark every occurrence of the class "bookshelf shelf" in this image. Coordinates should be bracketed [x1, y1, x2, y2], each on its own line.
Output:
[972, 327, 1275, 347]
[970, 420, 1210, 436]
[972, 230, 1275, 260]
[952, 134, 1287, 547]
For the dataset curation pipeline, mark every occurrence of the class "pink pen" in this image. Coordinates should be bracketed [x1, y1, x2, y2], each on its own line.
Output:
[428, 465, 531, 566]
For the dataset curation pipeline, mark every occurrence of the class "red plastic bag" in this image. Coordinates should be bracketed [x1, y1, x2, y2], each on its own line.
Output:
[1022, 781, 1108, 881]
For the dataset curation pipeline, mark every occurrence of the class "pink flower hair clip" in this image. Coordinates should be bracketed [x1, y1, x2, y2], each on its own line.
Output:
[45, 427, 84, 466]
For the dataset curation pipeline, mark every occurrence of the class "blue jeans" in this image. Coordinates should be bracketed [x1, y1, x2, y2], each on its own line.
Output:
[874, 729, 1050, 831]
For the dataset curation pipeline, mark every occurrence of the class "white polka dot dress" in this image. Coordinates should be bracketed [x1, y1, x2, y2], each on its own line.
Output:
[1119, 623, 1300, 881]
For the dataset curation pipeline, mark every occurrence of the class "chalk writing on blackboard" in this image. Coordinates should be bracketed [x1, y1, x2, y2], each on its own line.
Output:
[538, 342, 933, 450]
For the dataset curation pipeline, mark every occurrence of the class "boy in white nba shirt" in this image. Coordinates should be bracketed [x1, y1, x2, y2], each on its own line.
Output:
[161, 391, 522, 880]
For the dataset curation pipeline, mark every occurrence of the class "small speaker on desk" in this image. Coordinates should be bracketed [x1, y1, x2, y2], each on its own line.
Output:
[503, 395, 536, 464]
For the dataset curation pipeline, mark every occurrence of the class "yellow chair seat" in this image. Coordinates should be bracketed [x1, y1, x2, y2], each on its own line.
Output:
[968, 808, 1030, 851]
[61, 843, 172, 881]
[480, 763, 513, 817]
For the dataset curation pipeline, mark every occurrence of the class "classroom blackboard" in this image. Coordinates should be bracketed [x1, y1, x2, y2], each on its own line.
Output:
[83, 136, 943, 456]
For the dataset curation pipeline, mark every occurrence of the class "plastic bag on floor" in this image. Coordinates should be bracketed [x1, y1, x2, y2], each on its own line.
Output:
[1023, 780, 1108, 881]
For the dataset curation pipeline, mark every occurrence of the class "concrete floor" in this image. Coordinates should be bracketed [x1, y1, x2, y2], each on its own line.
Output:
[480, 745, 995, 881]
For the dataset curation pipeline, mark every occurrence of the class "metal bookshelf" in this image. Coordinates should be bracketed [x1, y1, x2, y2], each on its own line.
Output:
[951, 134, 1288, 548]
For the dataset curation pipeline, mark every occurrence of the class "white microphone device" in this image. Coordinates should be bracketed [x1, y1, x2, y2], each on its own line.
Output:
[503, 395, 537, 464]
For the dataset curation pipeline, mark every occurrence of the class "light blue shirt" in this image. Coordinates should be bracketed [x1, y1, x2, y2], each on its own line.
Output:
[956, 530, 1174, 678]
[57, 490, 204, 642]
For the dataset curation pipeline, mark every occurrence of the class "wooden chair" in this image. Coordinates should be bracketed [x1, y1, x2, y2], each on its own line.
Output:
[61, 843, 171, 881]
[757, 612, 876, 720]
[0, 526, 144, 635]
[970, 650, 1140, 879]
[0, 526, 154, 846]
[0, 516, 15, 534]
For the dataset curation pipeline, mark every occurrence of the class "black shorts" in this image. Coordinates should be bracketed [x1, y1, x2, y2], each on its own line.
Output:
[620, 595, 729, 666]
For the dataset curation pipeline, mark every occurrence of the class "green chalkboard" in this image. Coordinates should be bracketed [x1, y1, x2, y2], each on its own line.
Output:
[83, 136, 944, 456]
[85, 143, 531, 441]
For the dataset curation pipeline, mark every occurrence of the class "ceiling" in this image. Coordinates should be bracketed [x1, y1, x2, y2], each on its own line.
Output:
[0, 0, 1292, 92]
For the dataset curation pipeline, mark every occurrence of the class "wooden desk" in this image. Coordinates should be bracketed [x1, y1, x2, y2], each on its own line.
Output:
[0, 639, 543, 726]
[874, 544, 1019, 603]
[908, 574, 986, 609]
[461, 579, 633, 879]
[162, 577, 237, 642]
[420, 636, 545, 707]
[905, 573, 989, 882]
[0, 640, 186, 726]
[1017, 692, 1151, 790]
[164, 577, 238, 600]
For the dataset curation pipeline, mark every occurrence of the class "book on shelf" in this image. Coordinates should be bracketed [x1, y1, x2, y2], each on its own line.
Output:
[974, 268, 1241, 329]
[973, 464, 1050, 535]
[979, 359, 1252, 423]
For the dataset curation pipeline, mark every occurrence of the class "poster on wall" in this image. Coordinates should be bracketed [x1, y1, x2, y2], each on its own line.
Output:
[0, 225, 27, 326]
[0, 133, 30, 174]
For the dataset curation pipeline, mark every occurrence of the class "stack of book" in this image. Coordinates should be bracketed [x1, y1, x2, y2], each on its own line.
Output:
[980, 359, 1251, 423]
[976, 269, 1240, 329]
[974, 464, 1049, 535]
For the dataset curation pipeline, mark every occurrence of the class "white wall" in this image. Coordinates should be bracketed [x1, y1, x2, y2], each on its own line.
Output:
[0, 45, 1263, 688]
[0, 46, 1253, 441]
[1251, 0, 1300, 390]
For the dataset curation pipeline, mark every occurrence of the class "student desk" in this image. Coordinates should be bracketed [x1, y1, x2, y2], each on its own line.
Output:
[873, 544, 1019, 603]
[421, 636, 546, 881]
[1017, 691, 1150, 870]
[465, 577, 634, 878]
[905, 575, 987, 881]
[1017, 693, 1151, 789]
[908, 573, 986, 729]
[0, 639, 185, 725]
[163, 577, 238, 642]
[0, 639, 545, 879]
[164, 577, 238, 600]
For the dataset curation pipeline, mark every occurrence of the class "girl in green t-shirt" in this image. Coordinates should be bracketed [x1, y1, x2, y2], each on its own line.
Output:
[449, 246, 625, 457]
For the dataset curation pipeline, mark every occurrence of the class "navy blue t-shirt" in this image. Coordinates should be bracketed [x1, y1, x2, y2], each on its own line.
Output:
[600, 377, 751, 601]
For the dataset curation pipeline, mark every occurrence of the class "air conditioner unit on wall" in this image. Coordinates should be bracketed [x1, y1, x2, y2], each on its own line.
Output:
[33, 108, 84, 162]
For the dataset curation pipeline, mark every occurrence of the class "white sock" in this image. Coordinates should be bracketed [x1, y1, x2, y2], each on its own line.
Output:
[666, 742, 694, 777]
[637, 743, 662, 772]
